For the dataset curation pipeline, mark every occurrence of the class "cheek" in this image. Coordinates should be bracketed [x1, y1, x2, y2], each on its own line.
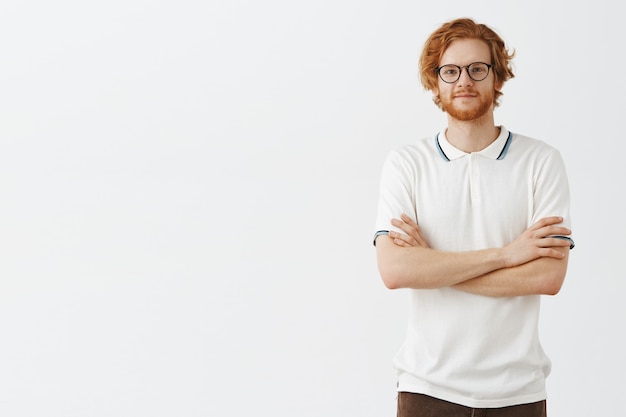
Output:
[433, 82, 446, 96]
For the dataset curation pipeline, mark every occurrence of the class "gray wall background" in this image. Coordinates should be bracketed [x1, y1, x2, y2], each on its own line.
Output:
[1, 1, 622, 416]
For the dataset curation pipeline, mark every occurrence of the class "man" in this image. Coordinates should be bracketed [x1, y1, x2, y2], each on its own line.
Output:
[373, 18, 574, 416]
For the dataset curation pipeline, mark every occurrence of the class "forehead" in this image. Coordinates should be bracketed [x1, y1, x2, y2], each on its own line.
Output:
[440, 39, 491, 65]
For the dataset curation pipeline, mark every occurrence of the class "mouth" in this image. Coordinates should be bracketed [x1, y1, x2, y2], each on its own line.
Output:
[454, 92, 477, 99]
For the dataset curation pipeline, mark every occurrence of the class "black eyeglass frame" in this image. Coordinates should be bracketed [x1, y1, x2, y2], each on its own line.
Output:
[435, 62, 493, 84]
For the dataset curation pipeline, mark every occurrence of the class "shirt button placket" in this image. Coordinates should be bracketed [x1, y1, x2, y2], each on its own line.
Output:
[468, 154, 481, 203]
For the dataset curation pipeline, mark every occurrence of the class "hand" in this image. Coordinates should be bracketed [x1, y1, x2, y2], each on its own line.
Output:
[389, 213, 430, 248]
[501, 216, 572, 268]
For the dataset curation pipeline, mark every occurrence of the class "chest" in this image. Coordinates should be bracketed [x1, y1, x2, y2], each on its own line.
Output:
[414, 155, 534, 250]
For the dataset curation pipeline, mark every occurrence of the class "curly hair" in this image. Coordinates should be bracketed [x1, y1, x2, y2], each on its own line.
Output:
[419, 18, 515, 108]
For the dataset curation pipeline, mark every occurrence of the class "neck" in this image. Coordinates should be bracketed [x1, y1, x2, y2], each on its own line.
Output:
[445, 112, 499, 153]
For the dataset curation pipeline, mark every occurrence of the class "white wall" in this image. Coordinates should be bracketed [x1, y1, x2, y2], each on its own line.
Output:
[0, 1, 622, 416]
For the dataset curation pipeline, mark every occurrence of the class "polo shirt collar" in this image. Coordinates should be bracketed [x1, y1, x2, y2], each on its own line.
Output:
[436, 126, 512, 161]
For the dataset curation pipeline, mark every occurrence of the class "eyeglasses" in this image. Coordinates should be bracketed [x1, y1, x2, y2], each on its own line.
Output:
[435, 62, 493, 83]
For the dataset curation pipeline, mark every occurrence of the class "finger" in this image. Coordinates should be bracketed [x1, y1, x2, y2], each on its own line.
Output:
[549, 226, 572, 236]
[400, 213, 419, 228]
[394, 238, 410, 247]
[392, 216, 420, 235]
[539, 237, 572, 248]
[390, 217, 431, 248]
[389, 230, 418, 247]
[531, 216, 564, 230]
[537, 225, 571, 238]
[411, 230, 429, 248]
[391, 218, 419, 237]
[392, 219, 428, 247]
[537, 247, 567, 259]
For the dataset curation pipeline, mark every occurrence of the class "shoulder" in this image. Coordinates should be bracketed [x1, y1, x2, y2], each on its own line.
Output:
[384, 136, 437, 164]
[510, 131, 559, 152]
[507, 132, 568, 177]
[508, 131, 563, 160]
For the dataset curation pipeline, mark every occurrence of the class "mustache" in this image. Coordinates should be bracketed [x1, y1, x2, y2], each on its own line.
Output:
[453, 90, 478, 95]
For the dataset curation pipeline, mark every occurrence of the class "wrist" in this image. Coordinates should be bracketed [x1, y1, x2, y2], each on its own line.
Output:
[489, 248, 510, 269]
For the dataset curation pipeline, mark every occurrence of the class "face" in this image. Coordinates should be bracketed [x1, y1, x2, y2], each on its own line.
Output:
[434, 39, 497, 122]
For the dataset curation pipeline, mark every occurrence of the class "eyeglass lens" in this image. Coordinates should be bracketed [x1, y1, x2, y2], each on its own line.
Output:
[438, 63, 490, 83]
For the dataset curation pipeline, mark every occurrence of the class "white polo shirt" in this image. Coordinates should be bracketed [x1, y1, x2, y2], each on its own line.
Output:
[374, 126, 572, 408]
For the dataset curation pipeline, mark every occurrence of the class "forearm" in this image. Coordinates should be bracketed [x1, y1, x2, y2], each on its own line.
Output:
[379, 215, 572, 292]
[453, 248, 570, 297]
[376, 235, 507, 289]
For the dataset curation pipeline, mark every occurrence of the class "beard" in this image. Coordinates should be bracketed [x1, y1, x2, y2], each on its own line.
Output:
[440, 89, 493, 122]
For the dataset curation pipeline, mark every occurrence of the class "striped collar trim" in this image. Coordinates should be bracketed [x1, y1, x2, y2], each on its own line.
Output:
[436, 126, 513, 162]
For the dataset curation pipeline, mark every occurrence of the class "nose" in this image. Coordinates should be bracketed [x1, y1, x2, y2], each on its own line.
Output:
[457, 67, 474, 85]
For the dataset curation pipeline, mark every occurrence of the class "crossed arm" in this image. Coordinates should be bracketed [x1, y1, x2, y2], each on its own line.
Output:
[375, 214, 571, 297]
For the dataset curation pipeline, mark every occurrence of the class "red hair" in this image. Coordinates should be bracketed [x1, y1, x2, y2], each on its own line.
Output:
[419, 18, 515, 107]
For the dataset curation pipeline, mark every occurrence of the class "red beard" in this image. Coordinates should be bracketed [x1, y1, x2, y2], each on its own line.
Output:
[440, 90, 493, 122]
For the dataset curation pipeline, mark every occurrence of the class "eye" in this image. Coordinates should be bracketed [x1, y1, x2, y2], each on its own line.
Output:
[469, 63, 488, 74]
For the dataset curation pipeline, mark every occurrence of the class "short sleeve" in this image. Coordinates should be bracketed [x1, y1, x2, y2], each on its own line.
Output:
[373, 149, 418, 245]
[531, 149, 575, 248]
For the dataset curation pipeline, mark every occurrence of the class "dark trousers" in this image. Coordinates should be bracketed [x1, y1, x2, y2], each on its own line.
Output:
[397, 392, 547, 417]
